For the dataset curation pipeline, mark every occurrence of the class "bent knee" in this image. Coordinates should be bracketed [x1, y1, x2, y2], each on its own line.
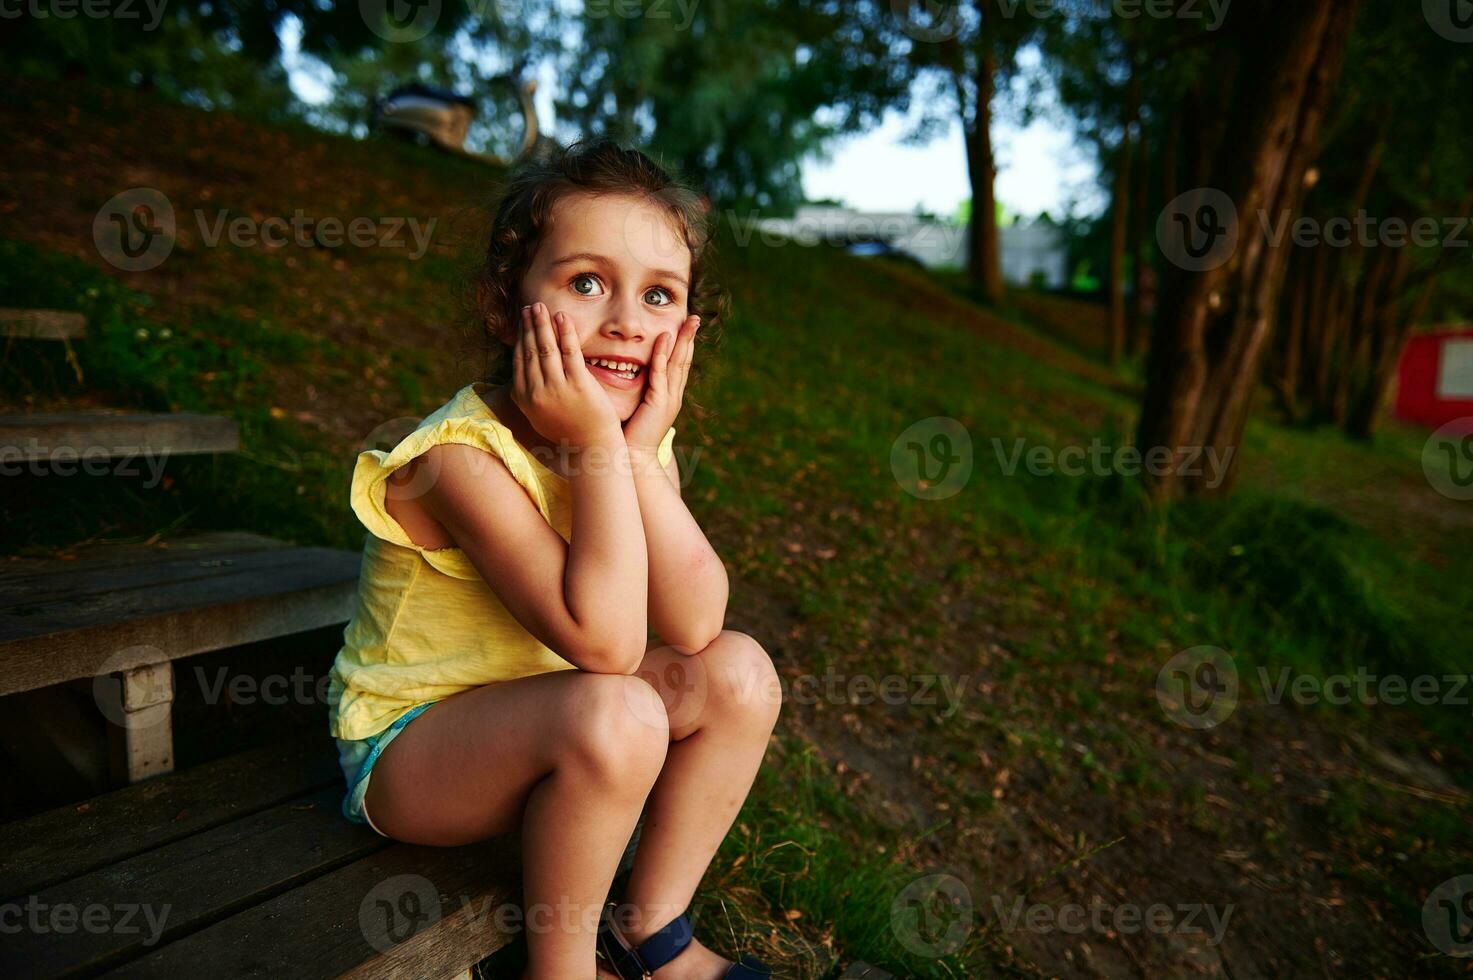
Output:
[703, 630, 782, 727]
[562, 673, 669, 783]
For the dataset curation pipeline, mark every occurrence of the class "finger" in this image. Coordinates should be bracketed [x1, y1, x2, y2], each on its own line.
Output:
[519, 304, 544, 391]
[555, 310, 586, 378]
[533, 302, 565, 384]
[671, 315, 699, 386]
[645, 330, 672, 397]
[512, 306, 528, 394]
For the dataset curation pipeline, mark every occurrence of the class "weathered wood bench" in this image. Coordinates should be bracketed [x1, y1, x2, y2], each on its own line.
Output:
[0, 412, 241, 464]
[0, 532, 360, 783]
[0, 307, 87, 341]
[0, 738, 520, 979]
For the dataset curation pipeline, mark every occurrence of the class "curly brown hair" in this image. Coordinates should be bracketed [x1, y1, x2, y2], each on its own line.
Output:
[473, 138, 728, 389]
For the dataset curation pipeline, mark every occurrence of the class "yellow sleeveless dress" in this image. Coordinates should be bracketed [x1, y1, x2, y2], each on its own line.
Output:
[326, 382, 676, 743]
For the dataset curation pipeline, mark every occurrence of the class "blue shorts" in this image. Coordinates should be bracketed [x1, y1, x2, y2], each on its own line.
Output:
[335, 701, 438, 837]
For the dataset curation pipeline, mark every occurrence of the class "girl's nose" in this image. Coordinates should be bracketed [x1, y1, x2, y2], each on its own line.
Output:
[603, 294, 647, 341]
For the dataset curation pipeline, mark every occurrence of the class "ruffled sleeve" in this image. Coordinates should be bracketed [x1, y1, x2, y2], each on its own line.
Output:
[350, 411, 677, 579]
[350, 414, 553, 580]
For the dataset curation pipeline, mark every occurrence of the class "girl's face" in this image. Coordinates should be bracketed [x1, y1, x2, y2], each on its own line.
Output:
[518, 191, 693, 421]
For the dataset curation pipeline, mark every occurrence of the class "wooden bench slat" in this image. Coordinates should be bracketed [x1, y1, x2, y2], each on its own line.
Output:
[100, 837, 520, 980]
[0, 308, 86, 340]
[0, 738, 342, 900]
[0, 533, 293, 599]
[0, 787, 388, 979]
[0, 534, 361, 697]
[0, 412, 240, 461]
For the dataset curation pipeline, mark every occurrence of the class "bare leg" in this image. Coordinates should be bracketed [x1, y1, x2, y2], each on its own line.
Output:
[363, 670, 670, 980]
[612, 631, 783, 979]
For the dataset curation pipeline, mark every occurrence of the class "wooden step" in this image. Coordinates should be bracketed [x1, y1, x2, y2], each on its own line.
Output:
[0, 307, 86, 340]
[0, 737, 341, 899]
[0, 412, 239, 462]
[0, 533, 361, 699]
[0, 737, 520, 980]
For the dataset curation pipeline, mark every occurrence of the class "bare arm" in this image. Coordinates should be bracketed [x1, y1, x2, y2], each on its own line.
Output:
[406, 302, 649, 674]
[414, 436, 648, 674]
[628, 447, 728, 651]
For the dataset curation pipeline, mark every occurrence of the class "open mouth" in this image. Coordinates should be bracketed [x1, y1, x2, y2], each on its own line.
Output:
[586, 356, 644, 390]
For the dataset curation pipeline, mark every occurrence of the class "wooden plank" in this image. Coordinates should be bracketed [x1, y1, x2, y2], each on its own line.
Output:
[0, 308, 86, 340]
[0, 412, 239, 462]
[0, 737, 341, 900]
[0, 534, 360, 697]
[100, 837, 520, 980]
[0, 787, 388, 979]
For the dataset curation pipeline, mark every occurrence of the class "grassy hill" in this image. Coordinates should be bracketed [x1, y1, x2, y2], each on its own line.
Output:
[2, 75, 1471, 977]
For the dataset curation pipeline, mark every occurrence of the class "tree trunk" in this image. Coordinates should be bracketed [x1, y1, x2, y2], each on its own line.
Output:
[1107, 54, 1140, 365]
[961, 44, 1005, 305]
[1136, 0, 1361, 498]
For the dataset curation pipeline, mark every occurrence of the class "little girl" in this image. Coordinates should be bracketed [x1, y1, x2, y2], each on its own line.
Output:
[326, 139, 781, 980]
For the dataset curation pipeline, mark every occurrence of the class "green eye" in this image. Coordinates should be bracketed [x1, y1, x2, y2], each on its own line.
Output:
[645, 287, 671, 306]
[572, 274, 600, 295]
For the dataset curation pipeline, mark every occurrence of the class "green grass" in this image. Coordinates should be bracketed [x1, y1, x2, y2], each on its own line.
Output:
[3, 74, 1471, 974]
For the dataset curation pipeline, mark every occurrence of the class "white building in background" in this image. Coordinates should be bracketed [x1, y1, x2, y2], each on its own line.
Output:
[998, 219, 1069, 289]
[750, 204, 1069, 287]
[752, 205, 966, 269]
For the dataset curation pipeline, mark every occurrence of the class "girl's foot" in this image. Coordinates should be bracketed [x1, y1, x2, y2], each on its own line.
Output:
[598, 935, 732, 980]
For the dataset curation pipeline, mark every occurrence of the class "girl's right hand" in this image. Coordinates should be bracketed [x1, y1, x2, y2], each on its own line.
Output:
[511, 301, 622, 450]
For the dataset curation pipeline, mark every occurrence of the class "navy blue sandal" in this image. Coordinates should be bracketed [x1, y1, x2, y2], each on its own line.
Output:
[597, 902, 773, 979]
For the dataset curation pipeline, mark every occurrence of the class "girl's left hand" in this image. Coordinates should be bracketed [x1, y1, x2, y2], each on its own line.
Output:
[623, 314, 699, 455]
